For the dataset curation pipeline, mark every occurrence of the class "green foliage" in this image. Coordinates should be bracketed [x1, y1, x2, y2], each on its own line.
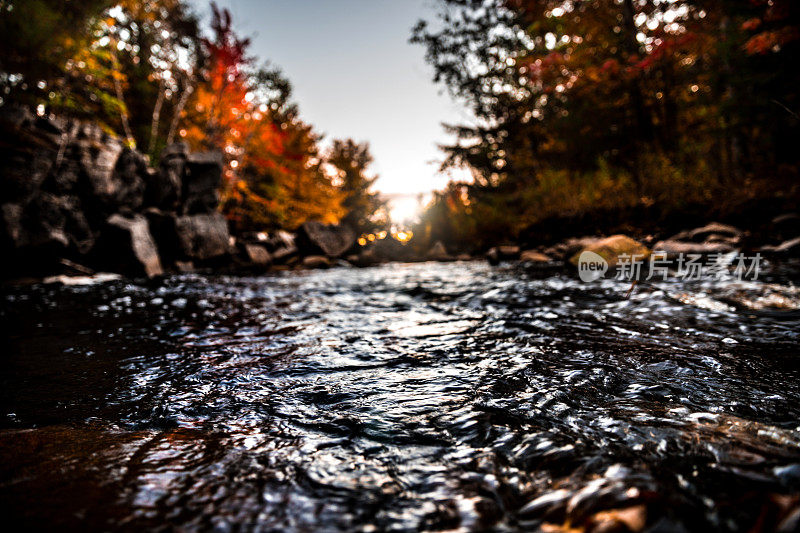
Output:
[327, 139, 387, 235]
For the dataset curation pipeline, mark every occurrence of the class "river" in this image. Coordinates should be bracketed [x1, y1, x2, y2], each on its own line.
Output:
[2, 262, 800, 531]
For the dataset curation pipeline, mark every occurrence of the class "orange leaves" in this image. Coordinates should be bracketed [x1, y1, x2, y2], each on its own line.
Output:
[744, 28, 799, 54]
[742, 18, 762, 32]
[741, 0, 799, 54]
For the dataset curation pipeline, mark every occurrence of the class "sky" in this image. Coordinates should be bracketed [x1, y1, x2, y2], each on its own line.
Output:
[189, 0, 473, 221]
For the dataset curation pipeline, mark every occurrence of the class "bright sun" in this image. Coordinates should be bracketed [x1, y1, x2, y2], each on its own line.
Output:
[385, 193, 428, 224]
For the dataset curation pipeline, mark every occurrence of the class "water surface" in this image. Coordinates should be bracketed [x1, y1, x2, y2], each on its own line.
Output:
[2, 262, 799, 531]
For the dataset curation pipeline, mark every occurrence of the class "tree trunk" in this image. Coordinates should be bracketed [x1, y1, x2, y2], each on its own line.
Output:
[148, 78, 166, 157]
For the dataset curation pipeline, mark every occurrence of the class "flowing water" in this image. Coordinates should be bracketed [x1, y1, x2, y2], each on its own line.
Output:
[2, 262, 800, 531]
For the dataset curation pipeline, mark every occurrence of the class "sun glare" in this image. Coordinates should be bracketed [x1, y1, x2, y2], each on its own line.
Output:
[386, 193, 427, 224]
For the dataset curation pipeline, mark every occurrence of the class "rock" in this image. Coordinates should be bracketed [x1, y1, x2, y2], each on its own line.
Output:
[148, 143, 186, 210]
[520, 250, 551, 263]
[110, 148, 147, 212]
[143, 207, 180, 266]
[353, 248, 380, 267]
[296, 221, 356, 258]
[363, 237, 416, 263]
[3, 194, 93, 256]
[174, 212, 231, 261]
[486, 245, 521, 265]
[653, 240, 736, 259]
[42, 272, 122, 286]
[771, 213, 800, 241]
[586, 505, 647, 532]
[266, 230, 296, 251]
[455, 254, 472, 261]
[569, 235, 650, 268]
[671, 222, 742, 243]
[174, 260, 195, 273]
[243, 243, 271, 267]
[302, 255, 332, 269]
[761, 236, 800, 256]
[266, 230, 299, 263]
[97, 214, 163, 278]
[427, 241, 451, 261]
[182, 152, 223, 214]
[545, 237, 601, 261]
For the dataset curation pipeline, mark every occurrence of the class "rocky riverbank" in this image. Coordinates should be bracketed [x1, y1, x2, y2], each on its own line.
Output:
[0, 109, 365, 281]
[3, 109, 800, 284]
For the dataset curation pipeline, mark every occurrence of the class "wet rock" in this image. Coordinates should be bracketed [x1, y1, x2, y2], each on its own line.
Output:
[771, 213, 800, 241]
[569, 235, 650, 268]
[42, 272, 122, 286]
[545, 237, 601, 261]
[296, 221, 356, 258]
[761, 236, 800, 256]
[671, 222, 743, 243]
[520, 250, 552, 263]
[586, 505, 647, 532]
[182, 152, 223, 214]
[175, 212, 231, 261]
[518, 489, 572, 521]
[243, 243, 271, 267]
[486, 245, 521, 265]
[266, 230, 299, 263]
[302, 255, 332, 269]
[174, 260, 195, 273]
[653, 240, 736, 259]
[97, 214, 163, 278]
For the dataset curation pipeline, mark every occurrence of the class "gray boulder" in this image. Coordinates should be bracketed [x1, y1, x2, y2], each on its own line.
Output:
[148, 143, 187, 210]
[175, 212, 231, 261]
[97, 214, 163, 278]
[111, 148, 148, 212]
[182, 152, 223, 214]
[267, 230, 299, 264]
[297, 221, 356, 258]
[243, 243, 271, 267]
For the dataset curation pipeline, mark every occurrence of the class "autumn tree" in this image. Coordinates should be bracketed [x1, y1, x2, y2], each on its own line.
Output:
[182, 3, 343, 232]
[413, 0, 800, 245]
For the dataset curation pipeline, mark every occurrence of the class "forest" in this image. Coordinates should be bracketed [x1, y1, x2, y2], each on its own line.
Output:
[412, 0, 800, 250]
[3, 1, 798, 253]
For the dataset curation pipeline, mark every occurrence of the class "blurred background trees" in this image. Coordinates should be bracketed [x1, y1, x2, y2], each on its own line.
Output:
[412, 0, 800, 250]
[327, 139, 388, 235]
[0, 0, 383, 234]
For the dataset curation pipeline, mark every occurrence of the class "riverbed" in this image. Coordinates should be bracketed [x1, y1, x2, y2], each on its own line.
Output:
[2, 262, 799, 531]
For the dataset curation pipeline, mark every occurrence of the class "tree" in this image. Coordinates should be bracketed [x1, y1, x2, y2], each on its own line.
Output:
[326, 139, 387, 234]
[0, 0, 111, 109]
[412, 0, 800, 245]
[182, 3, 344, 232]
